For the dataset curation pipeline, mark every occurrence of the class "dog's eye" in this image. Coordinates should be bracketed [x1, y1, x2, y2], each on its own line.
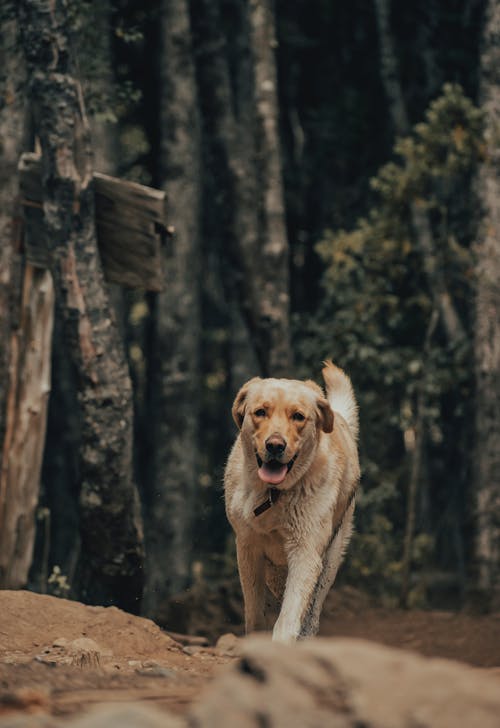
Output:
[254, 408, 266, 417]
[292, 412, 305, 422]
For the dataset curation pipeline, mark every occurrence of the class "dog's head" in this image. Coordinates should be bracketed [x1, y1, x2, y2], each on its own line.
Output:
[232, 376, 334, 488]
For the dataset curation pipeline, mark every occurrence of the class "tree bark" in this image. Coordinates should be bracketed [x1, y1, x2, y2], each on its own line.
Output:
[474, 0, 500, 596]
[373, 0, 465, 347]
[143, 0, 203, 613]
[373, 0, 466, 599]
[246, 0, 292, 375]
[192, 0, 292, 377]
[400, 309, 438, 607]
[0, 264, 54, 588]
[0, 7, 51, 589]
[19, 0, 144, 612]
[0, 7, 26, 484]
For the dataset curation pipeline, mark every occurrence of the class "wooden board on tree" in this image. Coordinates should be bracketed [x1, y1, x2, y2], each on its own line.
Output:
[19, 152, 168, 292]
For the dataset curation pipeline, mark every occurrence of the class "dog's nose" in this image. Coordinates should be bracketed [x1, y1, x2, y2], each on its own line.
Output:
[265, 434, 286, 457]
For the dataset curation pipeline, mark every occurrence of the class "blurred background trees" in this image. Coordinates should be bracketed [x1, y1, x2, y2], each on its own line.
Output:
[1, 0, 499, 620]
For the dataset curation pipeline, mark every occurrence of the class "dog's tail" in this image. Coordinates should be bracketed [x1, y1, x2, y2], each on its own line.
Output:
[322, 360, 359, 440]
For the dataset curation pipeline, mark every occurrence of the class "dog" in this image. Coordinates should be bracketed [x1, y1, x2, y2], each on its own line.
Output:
[224, 361, 360, 643]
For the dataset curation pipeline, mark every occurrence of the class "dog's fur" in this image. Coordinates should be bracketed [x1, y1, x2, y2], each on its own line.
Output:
[224, 361, 360, 643]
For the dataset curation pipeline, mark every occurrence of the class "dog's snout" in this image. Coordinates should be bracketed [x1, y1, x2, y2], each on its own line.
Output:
[265, 434, 286, 456]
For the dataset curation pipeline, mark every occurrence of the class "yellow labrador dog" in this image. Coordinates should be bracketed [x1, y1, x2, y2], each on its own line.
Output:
[224, 361, 359, 643]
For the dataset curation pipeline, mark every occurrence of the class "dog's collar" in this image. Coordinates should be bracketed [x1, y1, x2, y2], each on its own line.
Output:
[254, 487, 281, 517]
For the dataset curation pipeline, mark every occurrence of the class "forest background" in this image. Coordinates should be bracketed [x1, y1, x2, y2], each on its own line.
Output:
[1, 0, 499, 630]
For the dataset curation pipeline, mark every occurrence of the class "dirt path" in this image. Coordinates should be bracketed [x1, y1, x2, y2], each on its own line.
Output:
[1, 589, 499, 721]
[0, 591, 231, 718]
[320, 588, 500, 668]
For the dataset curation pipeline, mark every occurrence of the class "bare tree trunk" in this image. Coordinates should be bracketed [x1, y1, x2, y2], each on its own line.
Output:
[246, 0, 292, 375]
[373, 0, 466, 599]
[400, 309, 438, 607]
[0, 7, 26, 483]
[474, 0, 500, 597]
[0, 7, 51, 589]
[373, 0, 465, 346]
[192, 0, 292, 377]
[0, 264, 54, 587]
[143, 0, 202, 614]
[19, 0, 144, 612]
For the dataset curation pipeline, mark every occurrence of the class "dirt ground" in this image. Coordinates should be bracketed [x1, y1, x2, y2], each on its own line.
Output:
[1, 588, 499, 721]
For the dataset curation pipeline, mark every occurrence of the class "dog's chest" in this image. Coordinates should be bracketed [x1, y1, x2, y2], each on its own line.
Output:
[262, 530, 287, 566]
[250, 496, 285, 534]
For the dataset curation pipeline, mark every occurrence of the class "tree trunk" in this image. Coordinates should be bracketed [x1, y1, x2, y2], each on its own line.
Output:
[474, 0, 500, 597]
[373, 0, 466, 599]
[19, 0, 144, 612]
[0, 264, 54, 588]
[192, 0, 292, 377]
[143, 0, 203, 614]
[0, 7, 51, 589]
[246, 0, 292, 375]
[400, 309, 438, 607]
[373, 0, 465, 346]
[0, 8, 26, 485]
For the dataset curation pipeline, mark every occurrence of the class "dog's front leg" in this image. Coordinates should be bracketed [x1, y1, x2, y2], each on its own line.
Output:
[236, 536, 267, 633]
[272, 544, 322, 643]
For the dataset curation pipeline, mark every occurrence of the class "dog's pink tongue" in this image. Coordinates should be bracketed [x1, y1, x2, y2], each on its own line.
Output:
[258, 462, 288, 484]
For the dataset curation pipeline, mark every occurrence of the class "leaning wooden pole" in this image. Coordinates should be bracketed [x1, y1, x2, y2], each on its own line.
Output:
[18, 0, 144, 612]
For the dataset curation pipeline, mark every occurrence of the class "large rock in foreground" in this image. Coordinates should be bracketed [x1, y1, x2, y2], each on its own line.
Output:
[1, 590, 500, 728]
[191, 636, 500, 728]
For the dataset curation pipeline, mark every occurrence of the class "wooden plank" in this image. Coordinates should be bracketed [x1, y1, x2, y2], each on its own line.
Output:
[18, 153, 167, 291]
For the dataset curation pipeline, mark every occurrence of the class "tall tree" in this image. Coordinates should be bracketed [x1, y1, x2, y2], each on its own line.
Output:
[0, 6, 25, 491]
[0, 7, 53, 589]
[143, 0, 203, 613]
[192, 0, 292, 377]
[474, 0, 500, 598]
[38, 0, 121, 592]
[373, 0, 468, 605]
[374, 0, 465, 346]
[19, 0, 144, 612]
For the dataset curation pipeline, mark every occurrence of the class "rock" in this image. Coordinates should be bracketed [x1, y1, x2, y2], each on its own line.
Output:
[0, 704, 183, 728]
[0, 688, 50, 715]
[0, 717, 55, 728]
[34, 638, 109, 671]
[214, 633, 241, 657]
[136, 661, 178, 678]
[68, 703, 185, 728]
[67, 704, 183, 728]
[182, 646, 204, 656]
[51, 638, 68, 648]
[189, 636, 500, 728]
[164, 631, 209, 647]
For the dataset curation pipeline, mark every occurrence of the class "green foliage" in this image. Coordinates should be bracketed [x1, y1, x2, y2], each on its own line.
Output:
[297, 84, 483, 600]
[47, 565, 71, 598]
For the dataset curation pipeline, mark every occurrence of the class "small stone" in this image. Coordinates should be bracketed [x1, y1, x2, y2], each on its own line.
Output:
[136, 666, 178, 678]
[215, 633, 241, 657]
[53, 637, 69, 648]
[183, 646, 204, 656]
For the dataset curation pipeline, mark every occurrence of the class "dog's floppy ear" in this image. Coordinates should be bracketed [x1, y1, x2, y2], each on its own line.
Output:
[316, 397, 334, 433]
[232, 378, 260, 429]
